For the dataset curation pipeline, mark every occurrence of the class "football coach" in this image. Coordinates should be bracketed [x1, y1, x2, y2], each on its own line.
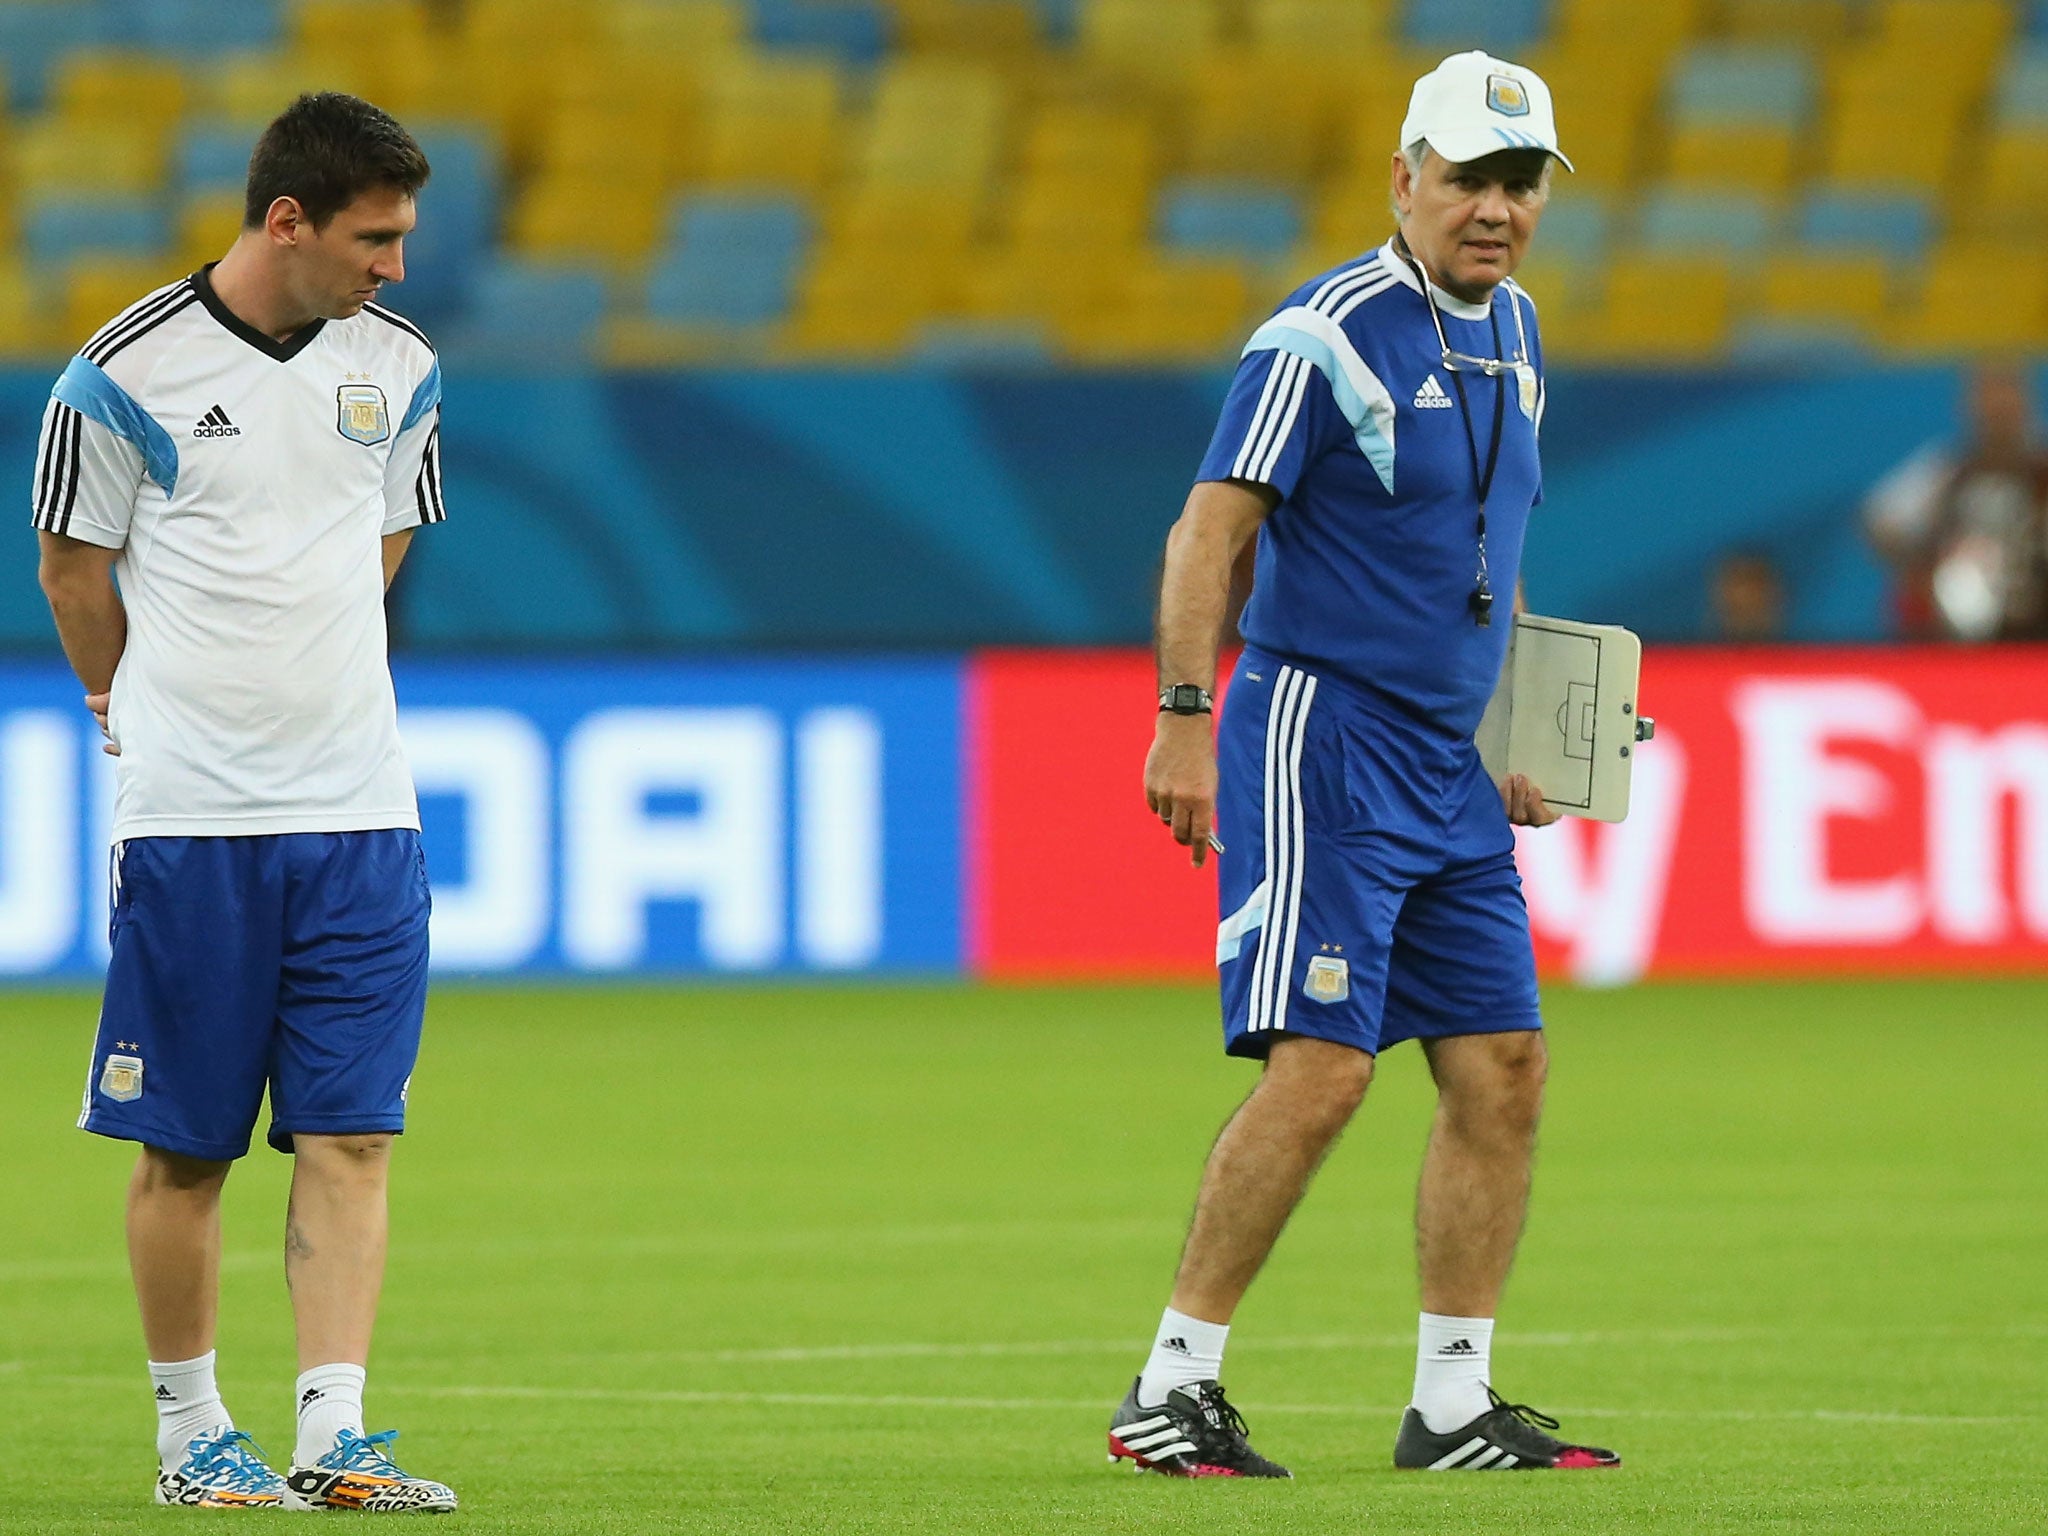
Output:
[1106, 52, 1621, 1478]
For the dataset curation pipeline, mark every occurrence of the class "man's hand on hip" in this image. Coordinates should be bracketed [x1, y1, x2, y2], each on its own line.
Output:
[1500, 773, 1558, 828]
[1146, 713, 1219, 867]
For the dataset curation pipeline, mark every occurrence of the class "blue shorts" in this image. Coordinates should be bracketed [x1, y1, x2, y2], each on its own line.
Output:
[80, 830, 431, 1160]
[1214, 651, 1541, 1059]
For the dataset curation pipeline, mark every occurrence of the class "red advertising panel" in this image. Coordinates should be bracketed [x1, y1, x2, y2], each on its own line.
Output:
[970, 646, 2048, 983]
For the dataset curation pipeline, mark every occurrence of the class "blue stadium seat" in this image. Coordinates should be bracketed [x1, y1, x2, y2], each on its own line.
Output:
[450, 259, 608, 363]
[0, 2, 111, 109]
[647, 194, 811, 327]
[1403, 0, 1550, 55]
[1669, 44, 1815, 126]
[1016, 0, 1079, 43]
[1997, 44, 2048, 126]
[1795, 190, 1936, 264]
[1638, 189, 1778, 254]
[2031, 0, 2048, 39]
[24, 198, 170, 265]
[107, 0, 279, 56]
[749, 0, 894, 67]
[1158, 181, 1302, 261]
[177, 122, 256, 196]
[1531, 195, 1613, 267]
[398, 127, 500, 326]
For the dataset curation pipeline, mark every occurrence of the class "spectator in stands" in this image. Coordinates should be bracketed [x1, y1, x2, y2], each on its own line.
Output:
[1711, 550, 1786, 642]
[1862, 363, 2048, 641]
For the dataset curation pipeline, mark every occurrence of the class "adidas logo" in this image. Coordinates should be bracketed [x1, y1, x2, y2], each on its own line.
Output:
[1160, 1336, 1191, 1355]
[1437, 1338, 1478, 1356]
[300, 1387, 324, 1408]
[155, 1384, 176, 1401]
[192, 405, 241, 439]
[1413, 375, 1454, 410]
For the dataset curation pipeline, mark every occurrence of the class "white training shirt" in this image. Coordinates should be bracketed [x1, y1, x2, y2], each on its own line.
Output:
[30, 266, 445, 840]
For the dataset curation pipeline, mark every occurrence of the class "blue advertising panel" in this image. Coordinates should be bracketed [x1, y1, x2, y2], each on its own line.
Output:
[0, 658, 966, 980]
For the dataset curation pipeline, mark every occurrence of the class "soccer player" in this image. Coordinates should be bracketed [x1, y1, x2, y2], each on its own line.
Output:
[1107, 53, 1621, 1476]
[33, 94, 455, 1512]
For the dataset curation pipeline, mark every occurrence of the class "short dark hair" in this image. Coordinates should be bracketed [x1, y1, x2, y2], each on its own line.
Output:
[244, 92, 430, 230]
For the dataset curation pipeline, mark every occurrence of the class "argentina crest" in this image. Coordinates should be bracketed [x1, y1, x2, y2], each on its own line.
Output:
[100, 1052, 144, 1103]
[336, 383, 390, 446]
[1486, 74, 1530, 116]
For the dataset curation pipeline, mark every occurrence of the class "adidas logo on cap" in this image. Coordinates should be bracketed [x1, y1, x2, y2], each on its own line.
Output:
[192, 405, 241, 439]
[1413, 375, 1454, 410]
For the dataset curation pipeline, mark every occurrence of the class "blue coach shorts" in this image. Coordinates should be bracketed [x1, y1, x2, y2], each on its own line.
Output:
[1214, 651, 1542, 1059]
[79, 830, 431, 1160]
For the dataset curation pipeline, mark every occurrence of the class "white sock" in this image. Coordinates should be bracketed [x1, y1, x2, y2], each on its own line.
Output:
[1137, 1307, 1229, 1407]
[1410, 1312, 1494, 1434]
[151, 1351, 233, 1468]
[294, 1363, 367, 1467]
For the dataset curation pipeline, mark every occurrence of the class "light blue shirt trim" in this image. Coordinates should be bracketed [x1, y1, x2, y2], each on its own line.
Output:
[400, 357, 441, 434]
[52, 355, 178, 496]
[1241, 308, 1398, 494]
[1216, 879, 1270, 965]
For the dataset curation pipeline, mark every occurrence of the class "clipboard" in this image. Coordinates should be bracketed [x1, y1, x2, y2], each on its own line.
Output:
[1473, 614, 1649, 823]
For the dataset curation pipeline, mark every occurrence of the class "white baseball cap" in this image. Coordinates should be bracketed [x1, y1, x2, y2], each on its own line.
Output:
[1398, 51, 1574, 172]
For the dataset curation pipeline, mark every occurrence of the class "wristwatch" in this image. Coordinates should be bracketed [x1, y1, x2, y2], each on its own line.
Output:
[1158, 684, 1214, 716]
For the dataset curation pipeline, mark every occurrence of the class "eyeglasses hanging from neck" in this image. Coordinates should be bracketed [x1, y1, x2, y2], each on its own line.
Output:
[1392, 236, 1532, 379]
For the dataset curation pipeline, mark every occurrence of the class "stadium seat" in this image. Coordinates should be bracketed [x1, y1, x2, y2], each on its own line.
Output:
[1061, 253, 1251, 363]
[1018, 103, 1158, 184]
[853, 59, 1007, 193]
[788, 242, 955, 355]
[1670, 43, 1815, 126]
[646, 193, 812, 327]
[1578, 254, 1733, 360]
[294, 0, 434, 109]
[886, 0, 1045, 58]
[1638, 189, 1778, 254]
[453, 257, 609, 363]
[0, 2, 110, 111]
[176, 192, 245, 272]
[534, 104, 674, 196]
[609, 0, 748, 56]
[1718, 0, 1854, 46]
[1548, 0, 1703, 54]
[397, 126, 499, 325]
[1080, 0, 1227, 87]
[1996, 44, 2048, 126]
[1950, 130, 2048, 238]
[1866, 0, 2014, 75]
[698, 58, 845, 193]
[1007, 173, 1151, 251]
[1245, 0, 1391, 59]
[1402, 0, 1547, 56]
[953, 240, 1118, 337]
[1794, 189, 1937, 265]
[1891, 240, 2048, 352]
[177, 122, 256, 197]
[118, 0, 281, 58]
[751, 0, 896, 67]
[50, 51, 191, 141]
[1661, 124, 1802, 191]
[15, 120, 165, 197]
[823, 184, 978, 261]
[1746, 250, 1893, 349]
[1529, 192, 1614, 267]
[194, 50, 351, 125]
[24, 198, 171, 267]
[510, 177, 664, 266]
[1821, 56, 1971, 190]
[1158, 180, 1303, 261]
[1181, 53, 1331, 183]
[61, 255, 191, 352]
[1526, 50, 1660, 187]
[0, 256, 51, 358]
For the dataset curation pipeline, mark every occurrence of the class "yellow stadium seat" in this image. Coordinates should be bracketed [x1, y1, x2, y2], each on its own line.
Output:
[1719, 0, 1854, 46]
[294, 0, 434, 106]
[1550, 0, 1704, 56]
[1246, 0, 1392, 59]
[1062, 253, 1251, 363]
[787, 244, 957, 357]
[0, 259, 53, 361]
[952, 241, 1117, 332]
[607, 0, 747, 57]
[1865, 0, 2013, 73]
[886, 0, 1042, 58]
[14, 120, 165, 196]
[824, 186, 980, 256]
[1525, 46, 1663, 187]
[61, 256, 191, 353]
[177, 192, 246, 271]
[1755, 251, 1893, 335]
[1327, 67, 1436, 176]
[535, 103, 676, 191]
[1578, 254, 1732, 361]
[1181, 53, 1330, 183]
[1308, 173, 1392, 259]
[51, 51, 190, 139]
[1006, 173, 1152, 251]
[510, 176, 663, 265]
[854, 60, 1008, 193]
[1017, 104, 1158, 183]
[1662, 124, 1803, 191]
[699, 58, 844, 193]
[1949, 132, 2048, 239]
[1891, 241, 2048, 354]
[1080, 0, 1227, 87]
[1822, 99, 1967, 190]
[195, 50, 354, 125]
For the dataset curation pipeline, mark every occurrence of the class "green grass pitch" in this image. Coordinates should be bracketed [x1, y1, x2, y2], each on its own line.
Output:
[4, 978, 2045, 1534]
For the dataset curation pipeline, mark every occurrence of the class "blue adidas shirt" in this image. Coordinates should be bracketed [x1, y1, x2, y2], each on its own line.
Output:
[1197, 240, 1547, 742]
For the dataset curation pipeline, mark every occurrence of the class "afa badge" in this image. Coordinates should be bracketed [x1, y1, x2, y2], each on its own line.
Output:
[336, 384, 390, 446]
[1517, 364, 1539, 419]
[1304, 955, 1350, 1004]
[1487, 74, 1531, 117]
[100, 1053, 144, 1103]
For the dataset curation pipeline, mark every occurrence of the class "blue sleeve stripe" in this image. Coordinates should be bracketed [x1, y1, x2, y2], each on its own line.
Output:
[400, 357, 441, 434]
[51, 355, 177, 496]
[1241, 309, 1398, 494]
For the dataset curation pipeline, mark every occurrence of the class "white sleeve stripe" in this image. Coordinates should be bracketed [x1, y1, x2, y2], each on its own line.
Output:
[1242, 353, 1306, 487]
[1254, 354, 1312, 485]
[1229, 351, 1289, 481]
